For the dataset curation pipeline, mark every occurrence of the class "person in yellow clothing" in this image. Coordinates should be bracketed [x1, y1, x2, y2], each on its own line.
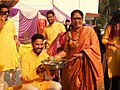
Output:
[0, 3, 20, 89]
[20, 34, 62, 90]
[102, 10, 120, 90]
[43, 10, 66, 48]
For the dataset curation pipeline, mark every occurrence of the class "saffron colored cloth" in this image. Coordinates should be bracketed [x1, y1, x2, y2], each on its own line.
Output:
[0, 18, 20, 71]
[61, 26, 104, 90]
[21, 50, 52, 89]
[102, 24, 120, 78]
[43, 22, 66, 48]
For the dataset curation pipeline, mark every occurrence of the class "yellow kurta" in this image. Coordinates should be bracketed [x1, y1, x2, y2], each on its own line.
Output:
[0, 18, 20, 71]
[102, 25, 120, 78]
[43, 22, 66, 47]
[21, 50, 51, 90]
[18, 44, 32, 56]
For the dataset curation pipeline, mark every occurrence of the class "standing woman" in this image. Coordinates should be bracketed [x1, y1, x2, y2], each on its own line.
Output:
[102, 10, 120, 90]
[55, 10, 104, 90]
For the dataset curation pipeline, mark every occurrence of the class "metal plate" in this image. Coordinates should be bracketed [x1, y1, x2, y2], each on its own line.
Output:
[41, 59, 66, 70]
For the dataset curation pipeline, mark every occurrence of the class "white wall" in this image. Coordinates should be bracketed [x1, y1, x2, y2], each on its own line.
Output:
[14, 0, 99, 17]
[53, 0, 99, 23]
[14, 0, 53, 10]
[80, 0, 99, 14]
[19, 0, 52, 5]
[53, 0, 80, 17]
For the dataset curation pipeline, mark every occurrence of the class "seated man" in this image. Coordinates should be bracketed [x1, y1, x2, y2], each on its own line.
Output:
[20, 34, 62, 90]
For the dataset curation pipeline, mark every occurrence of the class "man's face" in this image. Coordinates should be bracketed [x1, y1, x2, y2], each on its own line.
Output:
[0, 8, 9, 21]
[46, 14, 55, 25]
[32, 39, 44, 55]
[65, 21, 70, 26]
[71, 12, 83, 29]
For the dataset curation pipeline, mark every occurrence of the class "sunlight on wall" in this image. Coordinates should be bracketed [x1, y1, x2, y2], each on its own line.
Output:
[20, 0, 52, 5]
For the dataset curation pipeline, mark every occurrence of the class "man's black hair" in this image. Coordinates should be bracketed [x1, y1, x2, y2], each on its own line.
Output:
[31, 33, 44, 43]
[46, 10, 54, 16]
[0, 3, 9, 12]
[65, 19, 70, 22]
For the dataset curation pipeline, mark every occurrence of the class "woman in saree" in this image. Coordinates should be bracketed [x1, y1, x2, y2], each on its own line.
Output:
[52, 10, 104, 90]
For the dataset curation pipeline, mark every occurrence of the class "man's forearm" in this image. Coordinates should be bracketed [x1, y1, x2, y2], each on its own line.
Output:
[0, 21, 5, 30]
[0, 15, 6, 31]
[14, 35, 21, 46]
[14, 35, 17, 41]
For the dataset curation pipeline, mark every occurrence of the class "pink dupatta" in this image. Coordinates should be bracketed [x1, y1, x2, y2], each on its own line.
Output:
[47, 32, 67, 56]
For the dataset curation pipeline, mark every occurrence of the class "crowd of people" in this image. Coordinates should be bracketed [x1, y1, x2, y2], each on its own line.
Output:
[0, 2, 120, 90]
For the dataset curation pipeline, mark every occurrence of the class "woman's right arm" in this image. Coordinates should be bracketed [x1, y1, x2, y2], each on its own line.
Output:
[102, 25, 120, 50]
[113, 43, 120, 50]
[55, 51, 66, 58]
[102, 25, 114, 46]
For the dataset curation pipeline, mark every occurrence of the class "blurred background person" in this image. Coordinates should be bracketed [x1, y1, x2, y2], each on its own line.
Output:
[102, 10, 120, 90]
[93, 26, 105, 63]
[0, 3, 20, 89]
[64, 19, 70, 32]
[43, 10, 66, 48]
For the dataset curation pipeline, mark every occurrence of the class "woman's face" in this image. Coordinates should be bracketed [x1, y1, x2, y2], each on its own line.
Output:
[71, 12, 83, 29]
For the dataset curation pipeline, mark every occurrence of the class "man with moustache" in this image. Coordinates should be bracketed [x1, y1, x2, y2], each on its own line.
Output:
[20, 34, 62, 90]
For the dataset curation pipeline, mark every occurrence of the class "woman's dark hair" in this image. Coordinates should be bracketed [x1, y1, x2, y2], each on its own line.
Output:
[0, 3, 9, 12]
[108, 10, 120, 39]
[46, 10, 55, 16]
[71, 10, 84, 19]
[31, 33, 44, 43]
